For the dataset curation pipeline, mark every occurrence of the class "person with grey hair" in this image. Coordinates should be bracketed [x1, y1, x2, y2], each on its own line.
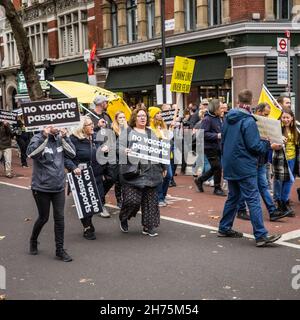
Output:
[65, 116, 108, 240]
[194, 99, 226, 196]
[88, 95, 112, 130]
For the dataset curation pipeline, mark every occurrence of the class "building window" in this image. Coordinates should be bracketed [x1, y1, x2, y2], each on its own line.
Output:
[111, 1, 118, 46]
[208, 0, 222, 26]
[184, 0, 197, 31]
[6, 32, 16, 66]
[127, 0, 137, 43]
[5, 22, 48, 67]
[58, 10, 88, 57]
[273, 0, 291, 20]
[146, 0, 155, 39]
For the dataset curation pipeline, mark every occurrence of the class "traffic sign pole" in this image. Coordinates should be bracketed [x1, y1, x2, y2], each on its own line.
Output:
[286, 31, 291, 97]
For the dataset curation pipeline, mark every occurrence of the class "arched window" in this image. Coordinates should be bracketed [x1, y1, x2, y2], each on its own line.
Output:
[273, 0, 291, 20]
[127, 0, 137, 43]
[184, 0, 197, 31]
[111, 1, 118, 46]
[146, 0, 155, 39]
[208, 0, 222, 26]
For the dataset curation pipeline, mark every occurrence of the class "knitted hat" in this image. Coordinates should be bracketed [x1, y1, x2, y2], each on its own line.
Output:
[148, 106, 161, 119]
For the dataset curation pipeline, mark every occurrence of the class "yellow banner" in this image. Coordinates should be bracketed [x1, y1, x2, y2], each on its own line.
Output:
[258, 85, 282, 120]
[170, 56, 195, 93]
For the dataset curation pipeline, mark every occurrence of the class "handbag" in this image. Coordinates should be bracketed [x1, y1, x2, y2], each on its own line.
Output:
[120, 163, 141, 180]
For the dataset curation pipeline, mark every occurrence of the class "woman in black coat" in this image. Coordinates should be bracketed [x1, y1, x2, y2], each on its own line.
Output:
[118, 107, 165, 237]
[65, 116, 106, 240]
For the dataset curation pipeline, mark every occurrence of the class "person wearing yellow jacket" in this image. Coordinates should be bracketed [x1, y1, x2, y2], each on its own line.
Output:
[148, 107, 173, 207]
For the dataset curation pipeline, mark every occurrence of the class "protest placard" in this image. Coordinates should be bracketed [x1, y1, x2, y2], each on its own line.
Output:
[127, 130, 171, 165]
[170, 56, 195, 93]
[161, 109, 178, 125]
[21, 98, 80, 131]
[0, 110, 18, 124]
[254, 115, 283, 144]
[67, 167, 103, 219]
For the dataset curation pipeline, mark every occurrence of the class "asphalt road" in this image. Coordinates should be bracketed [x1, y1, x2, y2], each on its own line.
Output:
[0, 184, 300, 300]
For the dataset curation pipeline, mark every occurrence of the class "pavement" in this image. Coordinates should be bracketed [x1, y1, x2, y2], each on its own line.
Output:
[0, 151, 300, 300]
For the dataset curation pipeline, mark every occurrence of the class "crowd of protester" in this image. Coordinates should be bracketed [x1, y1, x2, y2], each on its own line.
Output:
[0, 89, 300, 261]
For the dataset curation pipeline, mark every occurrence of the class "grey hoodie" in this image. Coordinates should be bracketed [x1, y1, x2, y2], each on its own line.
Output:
[27, 132, 76, 192]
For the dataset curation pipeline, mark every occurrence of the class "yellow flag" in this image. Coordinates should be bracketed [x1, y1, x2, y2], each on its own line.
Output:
[258, 85, 282, 120]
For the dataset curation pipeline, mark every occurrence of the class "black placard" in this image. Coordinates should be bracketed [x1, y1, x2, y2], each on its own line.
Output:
[67, 167, 103, 219]
[21, 98, 80, 131]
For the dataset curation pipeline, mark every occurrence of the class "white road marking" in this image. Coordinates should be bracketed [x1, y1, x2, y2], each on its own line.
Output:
[0, 181, 30, 190]
[2, 182, 300, 250]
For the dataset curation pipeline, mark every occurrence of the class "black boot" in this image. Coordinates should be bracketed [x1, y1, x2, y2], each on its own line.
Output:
[83, 226, 96, 240]
[56, 249, 73, 262]
[282, 201, 295, 217]
[194, 177, 204, 192]
[237, 209, 251, 221]
[29, 240, 38, 255]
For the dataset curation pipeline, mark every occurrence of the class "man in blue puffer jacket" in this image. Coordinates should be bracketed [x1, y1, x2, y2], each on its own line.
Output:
[218, 89, 281, 247]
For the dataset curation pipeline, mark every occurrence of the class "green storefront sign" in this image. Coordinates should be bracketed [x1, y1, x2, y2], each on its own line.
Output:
[17, 69, 50, 94]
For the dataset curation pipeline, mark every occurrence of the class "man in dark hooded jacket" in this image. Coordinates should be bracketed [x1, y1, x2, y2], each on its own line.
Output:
[218, 90, 281, 247]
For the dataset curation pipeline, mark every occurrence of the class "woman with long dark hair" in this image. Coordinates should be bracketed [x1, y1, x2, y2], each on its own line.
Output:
[272, 108, 300, 216]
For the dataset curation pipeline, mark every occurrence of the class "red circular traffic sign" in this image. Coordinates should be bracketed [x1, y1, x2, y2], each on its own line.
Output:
[279, 39, 287, 50]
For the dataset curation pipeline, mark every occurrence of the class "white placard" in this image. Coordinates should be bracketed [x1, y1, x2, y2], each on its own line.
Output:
[254, 115, 283, 144]
[156, 84, 173, 105]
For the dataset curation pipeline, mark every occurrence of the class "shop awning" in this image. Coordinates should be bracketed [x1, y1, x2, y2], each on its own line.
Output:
[50, 60, 88, 99]
[192, 53, 230, 86]
[105, 63, 162, 92]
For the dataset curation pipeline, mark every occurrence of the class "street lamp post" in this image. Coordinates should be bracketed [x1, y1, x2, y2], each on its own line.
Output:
[161, 0, 166, 104]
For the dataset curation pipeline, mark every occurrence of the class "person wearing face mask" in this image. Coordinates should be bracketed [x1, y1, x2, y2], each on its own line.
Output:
[27, 126, 76, 262]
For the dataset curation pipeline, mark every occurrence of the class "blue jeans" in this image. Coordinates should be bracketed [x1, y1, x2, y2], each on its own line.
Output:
[219, 176, 268, 240]
[237, 165, 276, 215]
[158, 165, 173, 202]
[273, 158, 296, 202]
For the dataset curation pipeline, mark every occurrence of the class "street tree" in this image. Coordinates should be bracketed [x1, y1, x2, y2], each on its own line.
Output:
[0, 0, 44, 101]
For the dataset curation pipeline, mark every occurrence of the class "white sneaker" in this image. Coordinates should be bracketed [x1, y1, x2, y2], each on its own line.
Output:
[98, 206, 111, 218]
[209, 180, 214, 187]
[159, 201, 167, 207]
[204, 181, 210, 186]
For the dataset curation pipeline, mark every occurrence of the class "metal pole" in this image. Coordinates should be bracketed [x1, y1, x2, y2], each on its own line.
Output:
[286, 30, 291, 97]
[161, 0, 166, 104]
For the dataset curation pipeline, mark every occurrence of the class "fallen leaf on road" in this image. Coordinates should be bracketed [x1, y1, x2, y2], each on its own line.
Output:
[200, 235, 206, 238]
[0, 294, 6, 300]
[223, 286, 231, 290]
[79, 278, 93, 283]
[188, 212, 195, 216]
[24, 218, 32, 222]
[218, 245, 223, 248]
[209, 215, 220, 220]
[188, 207, 194, 209]
[0, 236, 5, 240]
[212, 251, 218, 254]
[209, 231, 217, 234]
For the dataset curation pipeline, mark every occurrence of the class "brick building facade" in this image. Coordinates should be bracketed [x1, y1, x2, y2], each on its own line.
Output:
[0, 1, 300, 118]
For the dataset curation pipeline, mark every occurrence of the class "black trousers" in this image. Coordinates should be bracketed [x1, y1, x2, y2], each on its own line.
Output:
[197, 149, 222, 188]
[31, 190, 65, 251]
[16, 137, 29, 166]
